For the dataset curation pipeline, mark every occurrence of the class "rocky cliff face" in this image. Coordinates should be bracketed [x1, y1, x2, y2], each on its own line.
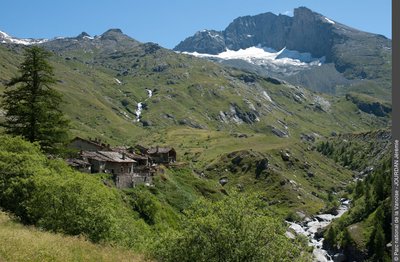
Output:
[174, 7, 391, 83]
[175, 7, 338, 60]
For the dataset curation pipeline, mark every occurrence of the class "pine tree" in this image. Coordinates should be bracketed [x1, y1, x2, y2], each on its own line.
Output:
[354, 180, 364, 199]
[1, 46, 69, 153]
[368, 224, 386, 261]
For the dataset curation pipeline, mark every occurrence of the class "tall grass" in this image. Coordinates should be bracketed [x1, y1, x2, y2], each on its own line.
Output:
[0, 211, 148, 262]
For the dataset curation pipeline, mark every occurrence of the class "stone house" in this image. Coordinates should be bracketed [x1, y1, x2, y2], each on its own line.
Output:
[80, 151, 109, 173]
[66, 138, 175, 188]
[147, 146, 177, 164]
[96, 151, 137, 175]
[113, 146, 150, 167]
[80, 150, 154, 188]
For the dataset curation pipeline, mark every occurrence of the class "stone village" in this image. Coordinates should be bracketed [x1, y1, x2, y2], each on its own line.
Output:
[66, 137, 177, 188]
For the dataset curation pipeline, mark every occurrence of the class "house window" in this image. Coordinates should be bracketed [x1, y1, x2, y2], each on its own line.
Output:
[120, 166, 124, 173]
[128, 167, 132, 173]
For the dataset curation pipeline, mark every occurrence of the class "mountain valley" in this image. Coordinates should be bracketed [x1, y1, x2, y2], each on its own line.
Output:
[0, 6, 392, 262]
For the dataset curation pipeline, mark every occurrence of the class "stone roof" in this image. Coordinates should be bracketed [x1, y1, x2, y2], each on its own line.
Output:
[111, 146, 148, 160]
[81, 151, 110, 161]
[126, 152, 148, 160]
[97, 151, 137, 163]
[82, 151, 136, 163]
[66, 158, 91, 167]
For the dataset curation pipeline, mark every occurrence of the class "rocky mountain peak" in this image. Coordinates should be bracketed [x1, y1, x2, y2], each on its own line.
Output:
[293, 6, 314, 17]
[76, 32, 91, 39]
[174, 7, 340, 57]
[102, 28, 123, 35]
[174, 7, 391, 98]
[100, 28, 126, 40]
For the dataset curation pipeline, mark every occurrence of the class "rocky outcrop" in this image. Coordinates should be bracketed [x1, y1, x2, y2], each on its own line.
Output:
[175, 30, 225, 54]
[346, 93, 391, 117]
[219, 104, 260, 125]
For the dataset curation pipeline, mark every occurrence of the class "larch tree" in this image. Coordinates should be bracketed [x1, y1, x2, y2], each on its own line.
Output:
[1, 46, 69, 153]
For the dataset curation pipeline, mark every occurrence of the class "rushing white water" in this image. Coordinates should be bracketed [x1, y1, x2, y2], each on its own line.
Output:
[135, 102, 142, 122]
[286, 199, 350, 262]
[134, 89, 153, 123]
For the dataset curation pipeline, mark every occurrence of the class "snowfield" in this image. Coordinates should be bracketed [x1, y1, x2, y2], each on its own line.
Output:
[180, 45, 325, 68]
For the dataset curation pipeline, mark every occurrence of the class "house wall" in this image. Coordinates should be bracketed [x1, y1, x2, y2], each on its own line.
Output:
[105, 162, 134, 175]
[151, 153, 169, 164]
[151, 152, 176, 164]
[78, 166, 91, 173]
[168, 152, 176, 162]
[88, 159, 106, 173]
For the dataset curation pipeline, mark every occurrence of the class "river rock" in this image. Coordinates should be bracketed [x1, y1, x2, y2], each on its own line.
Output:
[285, 231, 295, 239]
[295, 211, 306, 220]
[333, 253, 346, 262]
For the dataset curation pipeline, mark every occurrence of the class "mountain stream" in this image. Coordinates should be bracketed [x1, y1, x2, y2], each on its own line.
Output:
[135, 89, 152, 122]
[286, 198, 350, 262]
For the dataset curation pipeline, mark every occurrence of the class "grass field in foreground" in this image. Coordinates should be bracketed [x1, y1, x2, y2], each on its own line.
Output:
[0, 211, 148, 262]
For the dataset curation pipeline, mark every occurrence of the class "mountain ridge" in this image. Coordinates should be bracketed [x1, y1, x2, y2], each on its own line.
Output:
[174, 7, 391, 100]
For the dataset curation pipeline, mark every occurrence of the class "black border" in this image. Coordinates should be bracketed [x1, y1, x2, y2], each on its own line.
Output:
[393, 0, 399, 261]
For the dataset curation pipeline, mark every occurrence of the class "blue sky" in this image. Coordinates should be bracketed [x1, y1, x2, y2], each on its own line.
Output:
[0, 0, 391, 48]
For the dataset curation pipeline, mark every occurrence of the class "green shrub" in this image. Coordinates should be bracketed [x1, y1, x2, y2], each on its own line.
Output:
[151, 192, 311, 262]
[0, 135, 150, 248]
[0, 135, 49, 221]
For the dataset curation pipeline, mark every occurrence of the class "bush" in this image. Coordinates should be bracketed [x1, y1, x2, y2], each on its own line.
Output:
[151, 192, 311, 262]
[0, 135, 49, 221]
[0, 135, 150, 248]
[27, 167, 124, 242]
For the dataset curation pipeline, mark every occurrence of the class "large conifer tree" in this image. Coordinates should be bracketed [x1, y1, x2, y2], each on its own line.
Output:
[1, 46, 69, 153]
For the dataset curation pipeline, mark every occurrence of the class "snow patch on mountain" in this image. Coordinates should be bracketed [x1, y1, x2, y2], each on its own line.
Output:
[208, 32, 223, 39]
[0, 31, 48, 45]
[324, 17, 335, 24]
[83, 36, 94, 40]
[181, 45, 325, 68]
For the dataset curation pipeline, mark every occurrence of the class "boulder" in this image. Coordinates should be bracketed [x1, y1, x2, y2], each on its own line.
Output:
[219, 177, 229, 186]
[280, 151, 291, 161]
[333, 253, 346, 262]
[272, 127, 289, 138]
